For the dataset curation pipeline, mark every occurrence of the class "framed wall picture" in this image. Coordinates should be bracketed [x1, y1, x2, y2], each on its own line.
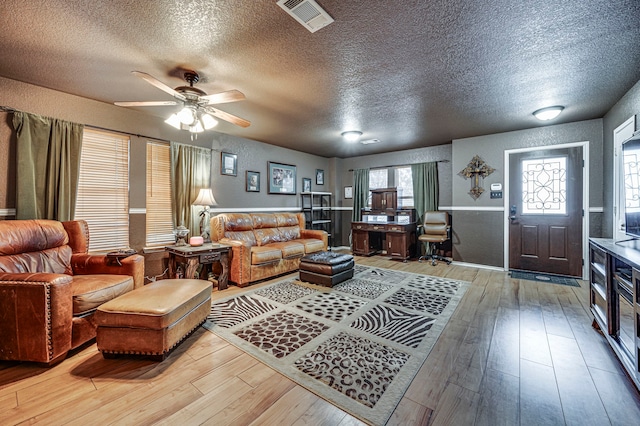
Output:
[302, 177, 312, 193]
[246, 171, 260, 192]
[268, 161, 297, 194]
[221, 152, 237, 176]
[344, 186, 353, 199]
[316, 169, 324, 185]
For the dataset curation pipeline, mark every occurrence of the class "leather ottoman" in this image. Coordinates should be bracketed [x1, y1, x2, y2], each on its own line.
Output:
[94, 279, 212, 360]
[299, 251, 354, 287]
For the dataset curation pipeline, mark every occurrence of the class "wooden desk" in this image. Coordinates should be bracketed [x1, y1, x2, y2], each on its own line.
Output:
[166, 243, 231, 290]
[351, 221, 417, 261]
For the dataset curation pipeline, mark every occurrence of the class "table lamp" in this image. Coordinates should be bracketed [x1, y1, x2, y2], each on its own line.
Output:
[193, 188, 217, 243]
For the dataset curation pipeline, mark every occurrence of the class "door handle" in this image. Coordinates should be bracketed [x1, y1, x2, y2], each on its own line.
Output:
[509, 205, 517, 222]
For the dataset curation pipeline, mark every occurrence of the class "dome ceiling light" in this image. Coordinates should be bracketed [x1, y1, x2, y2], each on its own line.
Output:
[341, 131, 363, 142]
[533, 105, 564, 121]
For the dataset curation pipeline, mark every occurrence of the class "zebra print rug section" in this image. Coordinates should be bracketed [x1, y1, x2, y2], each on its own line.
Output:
[203, 265, 469, 426]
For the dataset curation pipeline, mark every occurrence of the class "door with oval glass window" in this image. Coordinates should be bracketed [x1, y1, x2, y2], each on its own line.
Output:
[508, 147, 583, 277]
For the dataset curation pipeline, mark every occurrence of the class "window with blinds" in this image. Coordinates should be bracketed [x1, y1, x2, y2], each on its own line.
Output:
[368, 168, 388, 207]
[146, 142, 174, 247]
[395, 166, 414, 208]
[74, 129, 130, 253]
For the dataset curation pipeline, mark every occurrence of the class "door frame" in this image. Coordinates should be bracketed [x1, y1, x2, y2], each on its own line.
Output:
[503, 141, 589, 279]
[613, 116, 636, 241]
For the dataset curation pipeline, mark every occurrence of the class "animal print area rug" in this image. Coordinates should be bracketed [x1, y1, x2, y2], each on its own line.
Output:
[203, 265, 469, 425]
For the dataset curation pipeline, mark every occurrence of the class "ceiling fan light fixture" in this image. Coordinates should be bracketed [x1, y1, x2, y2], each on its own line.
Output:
[164, 113, 182, 130]
[177, 105, 197, 125]
[116, 70, 250, 130]
[342, 130, 363, 142]
[200, 113, 218, 130]
[533, 105, 564, 121]
[189, 120, 204, 133]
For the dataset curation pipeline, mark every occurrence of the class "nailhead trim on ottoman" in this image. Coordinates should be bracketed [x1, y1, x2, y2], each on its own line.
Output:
[94, 279, 212, 361]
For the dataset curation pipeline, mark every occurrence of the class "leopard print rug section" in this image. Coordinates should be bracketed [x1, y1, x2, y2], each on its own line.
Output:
[204, 266, 469, 426]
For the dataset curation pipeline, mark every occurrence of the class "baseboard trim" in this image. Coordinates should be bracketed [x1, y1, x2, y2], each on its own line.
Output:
[449, 260, 505, 272]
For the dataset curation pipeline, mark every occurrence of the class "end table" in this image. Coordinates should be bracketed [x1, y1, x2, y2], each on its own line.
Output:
[165, 243, 231, 290]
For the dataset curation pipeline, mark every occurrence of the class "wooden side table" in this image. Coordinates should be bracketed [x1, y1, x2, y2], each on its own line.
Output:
[165, 243, 231, 290]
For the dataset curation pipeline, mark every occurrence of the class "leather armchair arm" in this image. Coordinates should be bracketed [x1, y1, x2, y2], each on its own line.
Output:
[301, 229, 328, 250]
[0, 273, 73, 364]
[219, 238, 252, 286]
[70, 253, 145, 289]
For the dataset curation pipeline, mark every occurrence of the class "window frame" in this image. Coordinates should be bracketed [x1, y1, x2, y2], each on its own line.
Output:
[74, 129, 130, 253]
[146, 141, 174, 248]
[394, 166, 414, 208]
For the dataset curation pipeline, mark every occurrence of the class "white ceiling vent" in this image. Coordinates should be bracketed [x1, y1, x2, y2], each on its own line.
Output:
[360, 139, 381, 145]
[277, 0, 334, 33]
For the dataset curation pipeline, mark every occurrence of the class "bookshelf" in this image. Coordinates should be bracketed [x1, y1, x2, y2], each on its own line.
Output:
[301, 191, 332, 248]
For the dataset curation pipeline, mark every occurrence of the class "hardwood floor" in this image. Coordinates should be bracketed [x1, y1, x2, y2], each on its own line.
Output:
[2, 256, 640, 425]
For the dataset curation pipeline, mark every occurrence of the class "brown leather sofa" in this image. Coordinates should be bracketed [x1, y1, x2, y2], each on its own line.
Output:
[210, 212, 327, 287]
[0, 219, 144, 364]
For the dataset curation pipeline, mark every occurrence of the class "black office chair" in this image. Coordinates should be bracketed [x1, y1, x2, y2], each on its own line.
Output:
[418, 211, 452, 265]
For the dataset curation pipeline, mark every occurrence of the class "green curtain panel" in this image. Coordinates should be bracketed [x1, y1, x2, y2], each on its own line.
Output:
[352, 168, 370, 221]
[170, 142, 211, 238]
[12, 111, 84, 220]
[411, 161, 439, 224]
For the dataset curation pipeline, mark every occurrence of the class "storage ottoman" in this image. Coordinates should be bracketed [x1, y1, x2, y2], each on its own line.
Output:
[299, 251, 354, 287]
[94, 279, 212, 360]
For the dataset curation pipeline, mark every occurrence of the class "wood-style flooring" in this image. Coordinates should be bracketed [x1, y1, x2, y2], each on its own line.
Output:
[2, 256, 640, 425]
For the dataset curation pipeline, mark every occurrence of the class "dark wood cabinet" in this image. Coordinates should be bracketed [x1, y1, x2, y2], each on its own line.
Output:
[351, 221, 416, 261]
[352, 187, 416, 261]
[371, 188, 397, 213]
[589, 238, 640, 390]
[386, 227, 415, 259]
[352, 228, 374, 256]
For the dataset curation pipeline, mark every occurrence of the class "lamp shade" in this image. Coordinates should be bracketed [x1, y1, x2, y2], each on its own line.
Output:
[177, 105, 197, 125]
[164, 113, 182, 129]
[193, 188, 217, 206]
[200, 113, 219, 130]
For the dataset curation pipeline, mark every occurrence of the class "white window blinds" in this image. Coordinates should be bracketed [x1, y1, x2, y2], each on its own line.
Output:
[368, 169, 388, 206]
[75, 129, 130, 253]
[395, 166, 414, 208]
[146, 142, 174, 247]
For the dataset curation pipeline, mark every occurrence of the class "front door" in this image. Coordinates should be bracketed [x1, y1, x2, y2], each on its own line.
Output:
[508, 146, 583, 277]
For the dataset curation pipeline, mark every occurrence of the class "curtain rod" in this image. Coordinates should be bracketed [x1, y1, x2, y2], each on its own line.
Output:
[85, 124, 172, 144]
[348, 159, 449, 172]
[0, 105, 172, 144]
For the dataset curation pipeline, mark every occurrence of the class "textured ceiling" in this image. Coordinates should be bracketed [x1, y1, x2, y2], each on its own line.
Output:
[1, 1, 639, 158]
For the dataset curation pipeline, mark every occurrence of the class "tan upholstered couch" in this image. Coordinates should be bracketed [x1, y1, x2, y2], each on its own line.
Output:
[0, 219, 144, 364]
[210, 213, 327, 287]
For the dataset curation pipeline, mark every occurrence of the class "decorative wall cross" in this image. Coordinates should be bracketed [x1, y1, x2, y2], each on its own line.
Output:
[459, 155, 495, 199]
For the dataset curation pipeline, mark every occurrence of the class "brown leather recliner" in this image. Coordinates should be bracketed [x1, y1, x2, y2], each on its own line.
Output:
[0, 219, 144, 365]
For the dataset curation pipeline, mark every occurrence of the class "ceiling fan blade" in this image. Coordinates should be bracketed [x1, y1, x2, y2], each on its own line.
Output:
[114, 101, 178, 107]
[204, 106, 251, 128]
[132, 71, 186, 101]
[201, 89, 246, 104]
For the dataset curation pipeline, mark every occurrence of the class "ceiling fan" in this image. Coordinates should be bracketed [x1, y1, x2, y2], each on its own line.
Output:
[114, 70, 250, 132]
